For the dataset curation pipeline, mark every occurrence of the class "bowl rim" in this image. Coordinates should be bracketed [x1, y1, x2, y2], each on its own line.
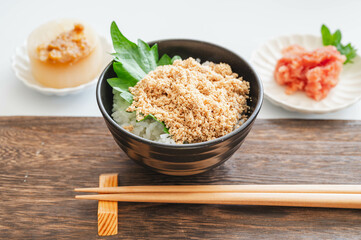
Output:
[96, 38, 263, 149]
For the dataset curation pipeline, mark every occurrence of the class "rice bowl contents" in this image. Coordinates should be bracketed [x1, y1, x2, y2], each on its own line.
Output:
[112, 93, 176, 144]
[107, 22, 250, 144]
[113, 57, 250, 144]
[274, 44, 346, 101]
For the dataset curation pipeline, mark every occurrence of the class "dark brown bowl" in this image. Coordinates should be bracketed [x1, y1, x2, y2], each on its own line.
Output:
[96, 39, 263, 176]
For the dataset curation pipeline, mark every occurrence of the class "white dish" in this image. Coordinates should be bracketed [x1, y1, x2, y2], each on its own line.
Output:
[12, 36, 113, 96]
[251, 34, 361, 114]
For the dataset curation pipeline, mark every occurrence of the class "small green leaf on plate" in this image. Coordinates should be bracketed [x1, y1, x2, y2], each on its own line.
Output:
[321, 24, 357, 64]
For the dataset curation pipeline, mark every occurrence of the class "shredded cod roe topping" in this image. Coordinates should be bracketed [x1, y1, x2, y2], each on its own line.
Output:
[127, 58, 250, 144]
[37, 24, 91, 63]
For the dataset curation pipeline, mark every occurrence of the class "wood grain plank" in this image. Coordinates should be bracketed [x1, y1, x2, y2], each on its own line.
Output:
[0, 117, 360, 239]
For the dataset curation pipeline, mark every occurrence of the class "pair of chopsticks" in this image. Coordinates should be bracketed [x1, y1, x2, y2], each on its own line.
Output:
[75, 185, 361, 209]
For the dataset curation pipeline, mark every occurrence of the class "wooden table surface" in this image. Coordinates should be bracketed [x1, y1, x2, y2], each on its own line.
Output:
[1, 117, 361, 239]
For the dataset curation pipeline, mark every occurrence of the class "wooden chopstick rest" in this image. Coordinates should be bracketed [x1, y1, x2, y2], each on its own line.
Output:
[98, 173, 118, 236]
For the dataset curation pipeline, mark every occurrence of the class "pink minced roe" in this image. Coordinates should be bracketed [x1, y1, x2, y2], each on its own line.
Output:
[274, 45, 346, 101]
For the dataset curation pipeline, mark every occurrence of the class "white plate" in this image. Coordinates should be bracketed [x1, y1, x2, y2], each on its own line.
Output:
[251, 34, 361, 114]
[11, 36, 113, 96]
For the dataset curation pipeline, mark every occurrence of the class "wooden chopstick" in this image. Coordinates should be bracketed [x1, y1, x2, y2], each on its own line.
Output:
[75, 192, 361, 209]
[74, 185, 361, 194]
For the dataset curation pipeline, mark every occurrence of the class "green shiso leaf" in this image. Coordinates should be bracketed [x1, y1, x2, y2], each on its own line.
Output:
[139, 114, 170, 134]
[112, 62, 139, 87]
[157, 54, 172, 66]
[110, 21, 181, 82]
[107, 78, 133, 103]
[171, 55, 182, 62]
[321, 24, 357, 64]
[108, 21, 180, 134]
[157, 54, 182, 66]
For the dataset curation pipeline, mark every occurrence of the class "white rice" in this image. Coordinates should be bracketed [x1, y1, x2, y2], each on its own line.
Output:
[111, 89, 176, 144]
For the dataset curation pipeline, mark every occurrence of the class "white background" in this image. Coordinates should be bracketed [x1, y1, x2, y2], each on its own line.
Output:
[1, 0, 360, 119]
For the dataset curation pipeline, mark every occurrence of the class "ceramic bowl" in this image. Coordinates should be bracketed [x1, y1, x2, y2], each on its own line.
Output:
[97, 39, 263, 176]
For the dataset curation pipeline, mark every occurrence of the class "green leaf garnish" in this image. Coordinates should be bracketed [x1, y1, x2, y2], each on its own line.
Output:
[157, 54, 172, 66]
[108, 21, 180, 134]
[112, 62, 139, 86]
[339, 43, 357, 64]
[139, 114, 170, 134]
[171, 55, 182, 62]
[157, 54, 182, 66]
[107, 78, 133, 103]
[321, 24, 332, 45]
[321, 24, 357, 64]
